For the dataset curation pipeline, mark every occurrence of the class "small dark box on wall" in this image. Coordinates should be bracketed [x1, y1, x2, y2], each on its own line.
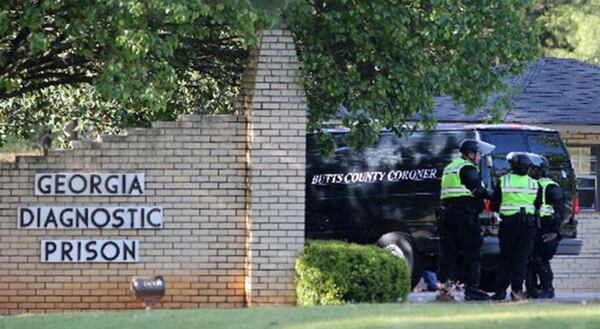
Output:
[130, 276, 165, 309]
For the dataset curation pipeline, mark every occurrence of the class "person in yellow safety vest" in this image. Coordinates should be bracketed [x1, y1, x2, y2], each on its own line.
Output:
[436, 139, 495, 301]
[490, 152, 543, 302]
[525, 153, 565, 299]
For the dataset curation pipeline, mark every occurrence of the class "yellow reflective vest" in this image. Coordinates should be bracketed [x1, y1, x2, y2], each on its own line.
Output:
[499, 174, 538, 216]
[440, 157, 477, 200]
[538, 177, 559, 217]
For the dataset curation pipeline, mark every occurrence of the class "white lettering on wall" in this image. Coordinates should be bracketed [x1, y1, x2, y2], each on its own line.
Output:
[35, 173, 145, 196]
[24, 172, 159, 263]
[19, 206, 163, 229]
[41, 240, 139, 262]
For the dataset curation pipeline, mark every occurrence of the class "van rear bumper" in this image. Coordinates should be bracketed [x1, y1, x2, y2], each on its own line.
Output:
[482, 236, 583, 255]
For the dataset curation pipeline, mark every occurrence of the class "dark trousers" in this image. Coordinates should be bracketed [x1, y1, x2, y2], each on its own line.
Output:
[437, 203, 483, 289]
[526, 218, 560, 293]
[496, 214, 536, 294]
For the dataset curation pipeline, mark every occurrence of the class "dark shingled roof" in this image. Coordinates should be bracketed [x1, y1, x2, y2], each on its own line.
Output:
[434, 58, 600, 125]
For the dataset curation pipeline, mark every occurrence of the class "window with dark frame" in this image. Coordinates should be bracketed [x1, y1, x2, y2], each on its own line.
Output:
[568, 146, 598, 211]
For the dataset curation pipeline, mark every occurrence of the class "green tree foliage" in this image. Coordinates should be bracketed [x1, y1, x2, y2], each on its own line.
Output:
[534, 0, 600, 65]
[285, 0, 539, 152]
[251, 0, 291, 14]
[295, 240, 410, 306]
[0, 0, 268, 147]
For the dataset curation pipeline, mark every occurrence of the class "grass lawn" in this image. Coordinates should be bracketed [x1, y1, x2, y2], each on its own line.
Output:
[2, 302, 600, 329]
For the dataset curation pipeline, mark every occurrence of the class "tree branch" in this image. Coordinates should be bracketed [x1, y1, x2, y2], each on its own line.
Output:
[15, 42, 77, 75]
[0, 75, 93, 100]
[0, 28, 31, 74]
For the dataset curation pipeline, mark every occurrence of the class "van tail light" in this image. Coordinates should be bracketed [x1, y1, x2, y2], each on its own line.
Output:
[481, 199, 496, 225]
[574, 194, 580, 215]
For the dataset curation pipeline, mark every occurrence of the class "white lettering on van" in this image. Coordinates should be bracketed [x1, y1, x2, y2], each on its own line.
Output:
[311, 169, 437, 185]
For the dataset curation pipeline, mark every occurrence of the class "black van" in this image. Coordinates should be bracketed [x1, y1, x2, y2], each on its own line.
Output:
[306, 124, 583, 289]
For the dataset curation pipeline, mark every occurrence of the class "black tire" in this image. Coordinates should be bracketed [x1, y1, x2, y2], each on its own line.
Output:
[377, 233, 424, 289]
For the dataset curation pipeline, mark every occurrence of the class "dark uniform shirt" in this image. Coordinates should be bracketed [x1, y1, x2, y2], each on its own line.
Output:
[460, 165, 491, 199]
[544, 184, 566, 232]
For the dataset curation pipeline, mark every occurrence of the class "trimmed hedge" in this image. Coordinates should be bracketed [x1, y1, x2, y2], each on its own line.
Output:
[295, 240, 410, 306]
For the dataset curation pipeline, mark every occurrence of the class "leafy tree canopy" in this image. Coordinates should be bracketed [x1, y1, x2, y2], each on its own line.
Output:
[285, 0, 539, 153]
[534, 0, 600, 65]
[1, 0, 544, 154]
[0, 0, 269, 147]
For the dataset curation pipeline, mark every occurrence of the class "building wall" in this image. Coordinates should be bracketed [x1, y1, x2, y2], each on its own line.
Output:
[0, 27, 306, 314]
[561, 130, 600, 146]
[240, 29, 307, 305]
[553, 127, 600, 290]
[553, 213, 600, 292]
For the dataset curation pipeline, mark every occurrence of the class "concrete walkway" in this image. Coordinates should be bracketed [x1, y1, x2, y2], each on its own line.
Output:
[408, 291, 600, 303]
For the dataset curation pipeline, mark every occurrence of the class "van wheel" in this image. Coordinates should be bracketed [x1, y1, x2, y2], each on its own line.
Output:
[377, 234, 423, 289]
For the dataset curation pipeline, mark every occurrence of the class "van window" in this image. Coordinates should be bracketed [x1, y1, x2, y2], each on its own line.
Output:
[323, 130, 470, 174]
[526, 132, 570, 169]
[480, 132, 528, 176]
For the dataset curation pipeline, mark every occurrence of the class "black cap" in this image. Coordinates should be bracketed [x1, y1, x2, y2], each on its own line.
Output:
[459, 139, 495, 155]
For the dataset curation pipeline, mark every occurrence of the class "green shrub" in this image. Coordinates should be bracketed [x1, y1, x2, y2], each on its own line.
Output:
[295, 239, 410, 306]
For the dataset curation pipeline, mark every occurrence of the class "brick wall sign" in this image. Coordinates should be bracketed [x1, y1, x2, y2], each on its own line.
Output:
[0, 27, 306, 314]
[19, 172, 161, 263]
